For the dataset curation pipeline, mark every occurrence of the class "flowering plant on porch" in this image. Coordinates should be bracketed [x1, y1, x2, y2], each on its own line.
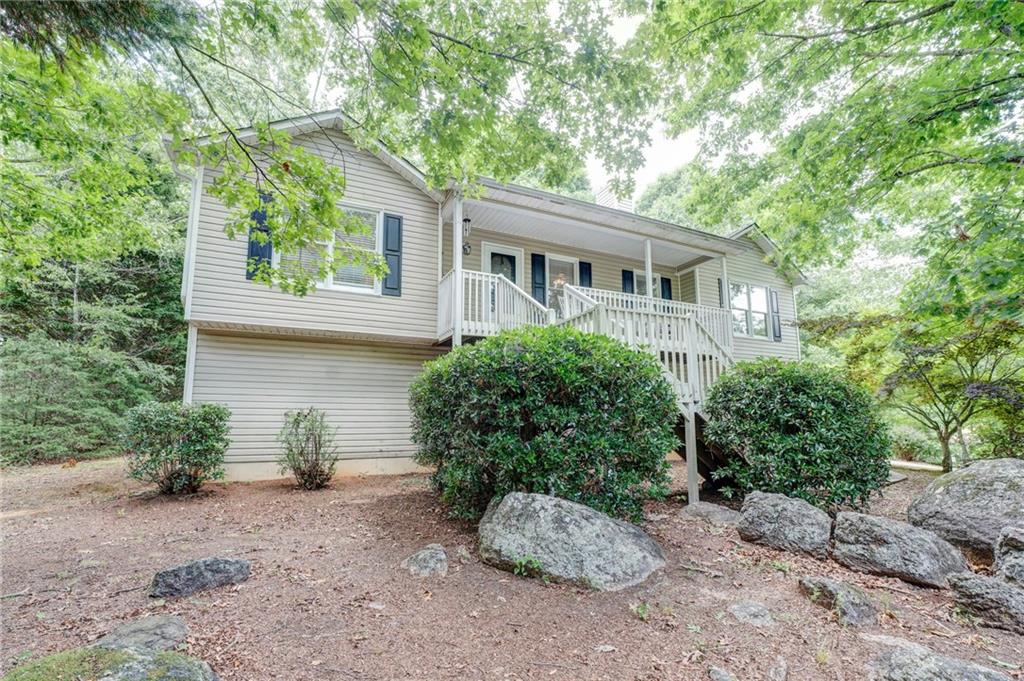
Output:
[409, 326, 678, 521]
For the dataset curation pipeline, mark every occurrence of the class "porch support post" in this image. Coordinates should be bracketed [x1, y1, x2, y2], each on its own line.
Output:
[685, 405, 699, 505]
[644, 238, 654, 298]
[719, 256, 729, 309]
[452, 193, 464, 347]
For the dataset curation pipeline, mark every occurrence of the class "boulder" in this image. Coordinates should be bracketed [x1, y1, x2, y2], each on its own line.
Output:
[949, 573, 1024, 634]
[150, 557, 251, 598]
[401, 544, 448, 577]
[907, 458, 1024, 558]
[832, 512, 968, 588]
[91, 615, 187, 651]
[738, 492, 831, 559]
[798, 576, 877, 627]
[708, 667, 737, 681]
[864, 635, 1010, 681]
[683, 501, 742, 526]
[727, 601, 774, 627]
[994, 527, 1024, 586]
[478, 493, 665, 591]
[4, 646, 218, 681]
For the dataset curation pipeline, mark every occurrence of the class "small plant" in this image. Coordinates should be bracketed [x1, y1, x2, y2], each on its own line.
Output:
[815, 647, 830, 666]
[122, 402, 230, 494]
[769, 559, 792, 575]
[630, 601, 650, 622]
[277, 407, 340, 490]
[512, 555, 544, 579]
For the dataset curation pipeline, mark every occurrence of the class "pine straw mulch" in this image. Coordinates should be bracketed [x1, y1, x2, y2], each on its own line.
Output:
[2, 459, 1021, 681]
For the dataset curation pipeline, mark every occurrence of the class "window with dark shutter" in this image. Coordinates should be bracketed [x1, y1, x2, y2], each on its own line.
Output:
[382, 214, 402, 297]
[769, 288, 782, 342]
[621, 269, 634, 294]
[579, 261, 592, 288]
[661, 277, 673, 300]
[246, 195, 273, 280]
[531, 254, 546, 304]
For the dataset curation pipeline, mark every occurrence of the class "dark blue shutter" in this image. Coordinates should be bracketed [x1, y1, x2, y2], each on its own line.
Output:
[246, 195, 272, 280]
[382, 214, 402, 296]
[621, 269, 634, 294]
[769, 288, 782, 341]
[531, 254, 546, 304]
[661, 277, 673, 300]
[717, 278, 725, 307]
[579, 261, 592, 288]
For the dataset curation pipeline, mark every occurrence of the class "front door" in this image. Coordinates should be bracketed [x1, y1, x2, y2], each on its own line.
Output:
[482, 242, 524, 285]
[546, 255, 578, 317]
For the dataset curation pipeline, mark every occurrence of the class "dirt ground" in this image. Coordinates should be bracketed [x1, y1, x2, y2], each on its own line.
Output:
[2, 460, 1021, 680]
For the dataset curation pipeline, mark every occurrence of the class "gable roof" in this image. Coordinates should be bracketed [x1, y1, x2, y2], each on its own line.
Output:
[730, 223, 808, 285]
[182, 109, 441, 202]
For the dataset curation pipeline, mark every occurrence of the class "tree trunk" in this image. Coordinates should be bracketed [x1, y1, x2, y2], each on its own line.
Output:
[939, 435, 953, 473]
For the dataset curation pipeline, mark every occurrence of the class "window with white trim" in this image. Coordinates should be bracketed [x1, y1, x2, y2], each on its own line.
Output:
[730, 282, 770, 337]
[634, 270, 662, 297]
[277, 206, 382, 293]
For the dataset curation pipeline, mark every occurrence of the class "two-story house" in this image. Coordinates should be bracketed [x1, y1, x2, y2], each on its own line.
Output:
[181, 111, 805, 500]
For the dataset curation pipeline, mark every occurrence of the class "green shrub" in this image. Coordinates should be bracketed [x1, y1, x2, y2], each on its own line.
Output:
[703, 359, 891, 509]
[277, 407, 339, 490]
[0, 335, 171, 466]
[889, 424, 942, 464]
[121, 401, 231, 494]
[409, 326, 678, 521]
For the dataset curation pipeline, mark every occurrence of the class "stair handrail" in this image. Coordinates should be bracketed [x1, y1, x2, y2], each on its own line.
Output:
[691, 316, 735, 366]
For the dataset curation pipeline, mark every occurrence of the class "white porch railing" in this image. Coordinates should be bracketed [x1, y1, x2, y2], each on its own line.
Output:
[438, 271, 734, 410]
[437, 270, 550, 339]
[574, 286, 734, 356]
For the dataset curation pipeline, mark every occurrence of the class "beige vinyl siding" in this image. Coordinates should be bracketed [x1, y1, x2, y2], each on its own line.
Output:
[695, 239, 800, 362]
[188, 129, 441, 342]
[442, 228, 684, 301]
[677, 270, 697, 304]
[191, 332, 442, 464]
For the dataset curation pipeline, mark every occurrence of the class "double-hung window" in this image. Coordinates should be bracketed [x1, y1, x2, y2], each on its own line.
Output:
[730, 282, 770, 338]
[277, 206, 383, 294]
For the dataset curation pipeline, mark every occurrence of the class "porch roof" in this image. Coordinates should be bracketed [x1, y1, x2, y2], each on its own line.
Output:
[443, 181, 743, 270]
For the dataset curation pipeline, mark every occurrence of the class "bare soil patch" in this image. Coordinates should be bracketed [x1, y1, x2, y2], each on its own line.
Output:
[2, 461, 1021, 680]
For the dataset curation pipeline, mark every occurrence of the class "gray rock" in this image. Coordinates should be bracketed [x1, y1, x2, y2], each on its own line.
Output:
[886, 471, 908, 485]
[727, 600, 774, 627]
[949, 572, 1024, 634]
[832, 512, 968, 588]
[799, 576, 877, 627]
[478, 493, 665, 591]
[150, 557, 251, 598]
[6, 646, 218, 680]
[768, 656, 788, 681]
[994, 527, 1024, 586]
[738, 492, 832, 558]
[401, 544, 448, 577]
[864, 634, 1010, 681]
[908, 458, 1024, 558]
[683, 501, 742, 526]
[708, 667, 737, 681]
[91, 615, 188, 651]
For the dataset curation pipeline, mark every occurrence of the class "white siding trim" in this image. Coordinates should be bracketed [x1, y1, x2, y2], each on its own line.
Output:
[182, 166, 204, 317]
[183, 325, 198, 404]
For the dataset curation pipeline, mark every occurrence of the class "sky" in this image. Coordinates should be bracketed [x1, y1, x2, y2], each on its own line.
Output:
[584, 12, 701, 203]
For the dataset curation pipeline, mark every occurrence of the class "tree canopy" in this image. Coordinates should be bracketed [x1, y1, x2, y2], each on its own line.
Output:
[1, 0, 652, 292]
[633, 0, 1023, 320]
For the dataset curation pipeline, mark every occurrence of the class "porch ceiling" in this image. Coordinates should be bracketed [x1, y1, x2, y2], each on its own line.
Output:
[457, 197, 729, 269]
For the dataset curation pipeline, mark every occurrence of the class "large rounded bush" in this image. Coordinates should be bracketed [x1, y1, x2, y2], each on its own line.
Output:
[703, 359, 891, 509]
[410, 326, 678, 521]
